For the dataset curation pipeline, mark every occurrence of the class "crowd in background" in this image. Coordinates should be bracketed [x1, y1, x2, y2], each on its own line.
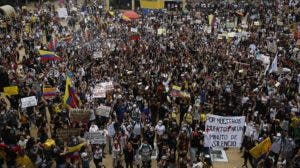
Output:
[0, 0, 300, 168]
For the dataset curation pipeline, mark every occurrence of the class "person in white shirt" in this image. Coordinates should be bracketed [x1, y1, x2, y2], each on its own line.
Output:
[17, 135, 28, 149]
[155, 120, 166, 137]
[89, 122, 99, 132]
[112, 140, 122, 168]
[93, 145, 103, 168]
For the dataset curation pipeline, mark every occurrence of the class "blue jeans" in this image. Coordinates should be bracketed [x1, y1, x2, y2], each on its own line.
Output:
[190, 147, 198, 163]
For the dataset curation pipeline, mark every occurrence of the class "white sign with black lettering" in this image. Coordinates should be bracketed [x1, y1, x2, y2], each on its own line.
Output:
[21, 96, 37, 108]
[58, 8, 68, 18]
[204, 114, 245, 148]
[92, 81, 114, 98]
[87, 131, 106, 144]
[93, 51, 102, 59]
[95, 105, 111, 117]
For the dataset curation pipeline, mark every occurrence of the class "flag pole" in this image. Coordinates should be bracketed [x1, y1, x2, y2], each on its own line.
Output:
[132, 0, 135, 10]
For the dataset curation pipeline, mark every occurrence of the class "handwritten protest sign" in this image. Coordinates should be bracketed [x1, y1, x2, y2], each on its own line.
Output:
[93, 51, 102, 59]
[57, 8, 68, 18]
[92, 81, 114, 98]
[249, 137, 272, 159]
[157, 28, 166, 35]
[86, 131, 106, 144]
[95, 106, 111, 117]
[131, 27, 138, 33]
[92, 87, 106, 98]
[70, 109, 90, 122]
[4, 86, 18, 96]
[204, 114, 245, 148]
[21, 96, 37, 108]
[57, 128, 81, 141]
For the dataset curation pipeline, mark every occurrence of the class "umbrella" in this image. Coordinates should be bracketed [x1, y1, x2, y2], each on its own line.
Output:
[122, 10, 140, 20]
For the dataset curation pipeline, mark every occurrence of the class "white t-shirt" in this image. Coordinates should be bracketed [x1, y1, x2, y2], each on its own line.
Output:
[94, 148, 103, 159]
[133, 122, 142, 136]
[155, 124, 166, 136]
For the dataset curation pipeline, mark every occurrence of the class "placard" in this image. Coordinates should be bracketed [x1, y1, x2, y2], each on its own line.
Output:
[4, 86, 18, 96]
[210, 149, 228, 162]
[21, 96, 37, 108]
[92, 87, 106, 98]
[70, 109, 90, 122]
[92, 81, 114, 98]
[131, 27, 138, 32]
[57, 128, 81, 141]
[204, 114, 245, 148]
[170, 90, 190, 98]
[157, 28, 166, 35]
[86, 131, 106, 144]
[58, 8, 68, 18]
[93, 51, 102, 59]
[249, 137, 271, 159]
[95, 106, 111, 117]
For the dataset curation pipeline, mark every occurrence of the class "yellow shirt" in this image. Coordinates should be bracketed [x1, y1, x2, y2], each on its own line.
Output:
[184, 113, 193, 124]
[16, 155, 35, 168]
[200, 113, 206, 122]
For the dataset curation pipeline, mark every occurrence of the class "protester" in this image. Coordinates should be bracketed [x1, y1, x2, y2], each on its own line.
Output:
[0, 0, 299, 168]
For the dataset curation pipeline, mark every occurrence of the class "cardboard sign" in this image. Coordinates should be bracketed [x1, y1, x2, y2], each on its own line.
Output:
[92, 87, 106, 98]
[210, 149, 228, 162]
[70, 109, 90, 122]
[95, 106, 111, 117]
[131, 27, 138, 32]
[86, 131, 106, 144]
[157, 28, 166, 35]
[92, 81, 114, 98]
[4, 86, 18, 96]
[204, 114, 245, 148]
[56, 128, 81, 141]
[93, 51, 102, 59]
[249, 137, 272, 159]
[21, 96, 37, 108]
[58, 8, 68, 18]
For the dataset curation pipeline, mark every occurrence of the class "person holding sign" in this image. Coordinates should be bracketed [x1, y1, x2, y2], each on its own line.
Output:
[241, 136, 255, 168]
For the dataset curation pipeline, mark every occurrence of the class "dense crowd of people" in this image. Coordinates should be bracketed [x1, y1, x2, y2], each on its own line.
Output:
[0, 0, 299, 168]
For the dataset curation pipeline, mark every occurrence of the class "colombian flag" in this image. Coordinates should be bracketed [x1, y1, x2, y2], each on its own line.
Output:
[61, 35, 73, 44]
[42, 85, 58, 97]
[38, 50, 62, 61]
[48, 36, 59, 51]
[63, 75, 81, 108]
